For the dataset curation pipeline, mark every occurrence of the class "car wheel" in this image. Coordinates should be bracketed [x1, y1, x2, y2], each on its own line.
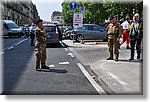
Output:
[76, 35, 83, 42]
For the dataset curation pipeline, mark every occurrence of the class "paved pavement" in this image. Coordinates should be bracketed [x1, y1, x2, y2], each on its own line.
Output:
[63, 40, 143, 95]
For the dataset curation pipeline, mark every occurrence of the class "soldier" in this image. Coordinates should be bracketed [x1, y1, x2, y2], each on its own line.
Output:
[129, 13, 143, 60]
[106, 16, 122, 61]
[35, 19, 49, 71]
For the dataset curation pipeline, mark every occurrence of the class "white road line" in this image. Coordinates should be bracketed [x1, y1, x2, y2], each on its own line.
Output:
[49, 64, 55, 68]
[0, 52, 4, 55]
[16, 38, 28, 46]
[77, 63, 107, 95]
[107, 72, 128, 85]
[8, 46, 14, 50]
[64, 48, 69, 51]
[60, 42, 65, 47]
[59, 62, 70, 65]
[67, 53, 74, 57]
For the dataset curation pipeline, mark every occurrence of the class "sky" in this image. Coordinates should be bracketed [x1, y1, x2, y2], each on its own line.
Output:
[32, 0, 64, 21]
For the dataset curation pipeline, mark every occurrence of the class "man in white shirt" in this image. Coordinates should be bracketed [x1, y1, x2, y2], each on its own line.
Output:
[120, 16, 130, 49]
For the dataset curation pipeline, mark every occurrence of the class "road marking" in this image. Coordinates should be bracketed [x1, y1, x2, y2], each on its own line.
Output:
[0, 52, 4, 55]
[49, 64, 55, 68]
[77, 63, 107, 95]
[67, 53, 74, 57]
[107, 72, 128, 85]
[59, 62, 70, 65]
[8, 46, 14, 50]
[60, 42, 66, 47]
[64, 48, 69, 51]
[16, 38, 28, 46]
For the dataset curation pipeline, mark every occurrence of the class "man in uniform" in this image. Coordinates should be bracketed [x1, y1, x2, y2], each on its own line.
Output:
[35, 19, 49, 71]
[129, 13, 143, 60]
[106, 16, 122, 61]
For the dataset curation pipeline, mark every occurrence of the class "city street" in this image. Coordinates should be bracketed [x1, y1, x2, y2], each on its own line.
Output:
[2, 37, 106, 95]
[1, 37, 143, 95]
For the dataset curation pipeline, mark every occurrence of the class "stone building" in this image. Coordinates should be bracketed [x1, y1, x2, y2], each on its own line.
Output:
[51, 11, 62, 23]
[1, 0, 40, 26]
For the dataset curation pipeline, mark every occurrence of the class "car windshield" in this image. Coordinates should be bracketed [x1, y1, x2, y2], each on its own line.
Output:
[44, 26, 56, 32]
[8, 23, 19, 29]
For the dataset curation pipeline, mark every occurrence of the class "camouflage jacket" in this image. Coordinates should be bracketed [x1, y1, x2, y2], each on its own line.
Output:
[35, 26, 47, 47]
[107, 22, 122, 40]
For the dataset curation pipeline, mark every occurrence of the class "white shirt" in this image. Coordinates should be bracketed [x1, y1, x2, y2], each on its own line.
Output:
[121, 21, 129, 29]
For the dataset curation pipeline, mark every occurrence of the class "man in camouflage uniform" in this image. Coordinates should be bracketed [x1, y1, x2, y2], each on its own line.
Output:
[35, 19, 49, 71]
[106, 16, 122, 61]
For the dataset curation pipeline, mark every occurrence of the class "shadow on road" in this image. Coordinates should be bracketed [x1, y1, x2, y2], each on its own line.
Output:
[37, 68, 68, 74]
[119, 59, 143, 63]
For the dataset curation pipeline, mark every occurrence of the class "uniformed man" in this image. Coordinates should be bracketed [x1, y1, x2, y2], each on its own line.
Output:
[35, 19, 49, 71]
[129, 13, 143, 60]
[106, 16, 122, 61]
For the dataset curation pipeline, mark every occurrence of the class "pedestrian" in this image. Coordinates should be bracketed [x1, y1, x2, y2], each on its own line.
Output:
[106, 16, 122, 61]
[30, 25, 35, 46]
[136, 16, 143, 59]
[35, 19, 49, 71]
[120, 16, 130, 49]
[129, 13, 143, 60]
[56, 25, 62, 42]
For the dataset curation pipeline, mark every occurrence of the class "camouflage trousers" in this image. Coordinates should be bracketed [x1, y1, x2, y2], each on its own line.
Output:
[35, 46, 46, 67]
[108, 39, 119, 59]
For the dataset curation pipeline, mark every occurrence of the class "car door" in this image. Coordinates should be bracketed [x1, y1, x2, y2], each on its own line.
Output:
[94, 26, 107, 40]
[84, 25, 95, 40]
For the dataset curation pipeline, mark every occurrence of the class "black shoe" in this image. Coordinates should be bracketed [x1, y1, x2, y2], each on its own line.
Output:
[126, 47, 130, 49]
[137, 56, 140, 59]
[36, 67, 41, 71]
[115, 59, 119, 61]
[107, 57, 114, 60]
[129, 58, 134, 61]
[41, 66, 50, 69]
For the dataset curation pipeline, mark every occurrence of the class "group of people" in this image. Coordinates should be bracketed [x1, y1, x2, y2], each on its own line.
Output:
[106, 13, 143, 61]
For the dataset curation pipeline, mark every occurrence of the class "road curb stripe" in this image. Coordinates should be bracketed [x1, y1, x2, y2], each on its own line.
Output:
[77, 63, 107, 95]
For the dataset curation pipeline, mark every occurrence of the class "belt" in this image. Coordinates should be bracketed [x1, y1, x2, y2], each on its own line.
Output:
[123, 29, 128, 30]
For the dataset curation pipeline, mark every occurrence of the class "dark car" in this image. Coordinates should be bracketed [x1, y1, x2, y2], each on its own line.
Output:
[70, 24, 108, 42]
[43, 24, 62, 44]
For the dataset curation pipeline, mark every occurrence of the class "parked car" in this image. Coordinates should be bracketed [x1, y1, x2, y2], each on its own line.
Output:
[3, 20, 24, 38]
[70, 24, 108, 42]
[43, 24, 62, 44]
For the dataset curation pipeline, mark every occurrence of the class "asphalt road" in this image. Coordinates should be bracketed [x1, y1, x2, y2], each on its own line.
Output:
[2, 37, 105, 95]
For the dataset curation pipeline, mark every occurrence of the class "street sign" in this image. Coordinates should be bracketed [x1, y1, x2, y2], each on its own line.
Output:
[69, 1, 77, 9]
[73, 13, 83, 27]
[79, 6, 85, 18]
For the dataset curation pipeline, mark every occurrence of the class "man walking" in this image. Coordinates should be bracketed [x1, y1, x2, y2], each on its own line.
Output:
[35, 19, 49, 71]
[120, 16, 130, 49]
[106, 16, 122, 61]
[129, 13, 142, 60]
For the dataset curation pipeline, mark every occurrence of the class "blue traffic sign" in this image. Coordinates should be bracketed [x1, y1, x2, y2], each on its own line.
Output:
[69, 1, 77, 9]
[79, 6, 84, 11]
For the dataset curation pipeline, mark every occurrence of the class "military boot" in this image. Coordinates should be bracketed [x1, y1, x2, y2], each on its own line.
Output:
[115, 54, 119, 61]
[107, 54, 114, 60]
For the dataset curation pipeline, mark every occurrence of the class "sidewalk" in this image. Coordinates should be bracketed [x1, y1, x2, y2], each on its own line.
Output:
[63, 40, 143, 95]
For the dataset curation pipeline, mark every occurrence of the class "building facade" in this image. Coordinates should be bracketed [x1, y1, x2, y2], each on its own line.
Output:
[1, 0, 40, 26]
[51, 11, 62, 23]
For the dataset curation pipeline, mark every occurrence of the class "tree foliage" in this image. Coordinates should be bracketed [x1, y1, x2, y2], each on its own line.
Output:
[62, 0, 143, 26]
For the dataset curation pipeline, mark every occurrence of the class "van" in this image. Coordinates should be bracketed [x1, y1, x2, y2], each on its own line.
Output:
[3, 20, 24, 38]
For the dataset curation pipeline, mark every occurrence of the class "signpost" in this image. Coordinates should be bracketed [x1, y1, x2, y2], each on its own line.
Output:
[70, 1, 78, 44]
[73, 13, 83, 27]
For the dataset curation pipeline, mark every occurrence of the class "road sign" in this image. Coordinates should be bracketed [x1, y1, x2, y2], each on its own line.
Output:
[79, 6, 85, 18]
[73, 13, 83, 27]
[69, 1, 77, 9]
